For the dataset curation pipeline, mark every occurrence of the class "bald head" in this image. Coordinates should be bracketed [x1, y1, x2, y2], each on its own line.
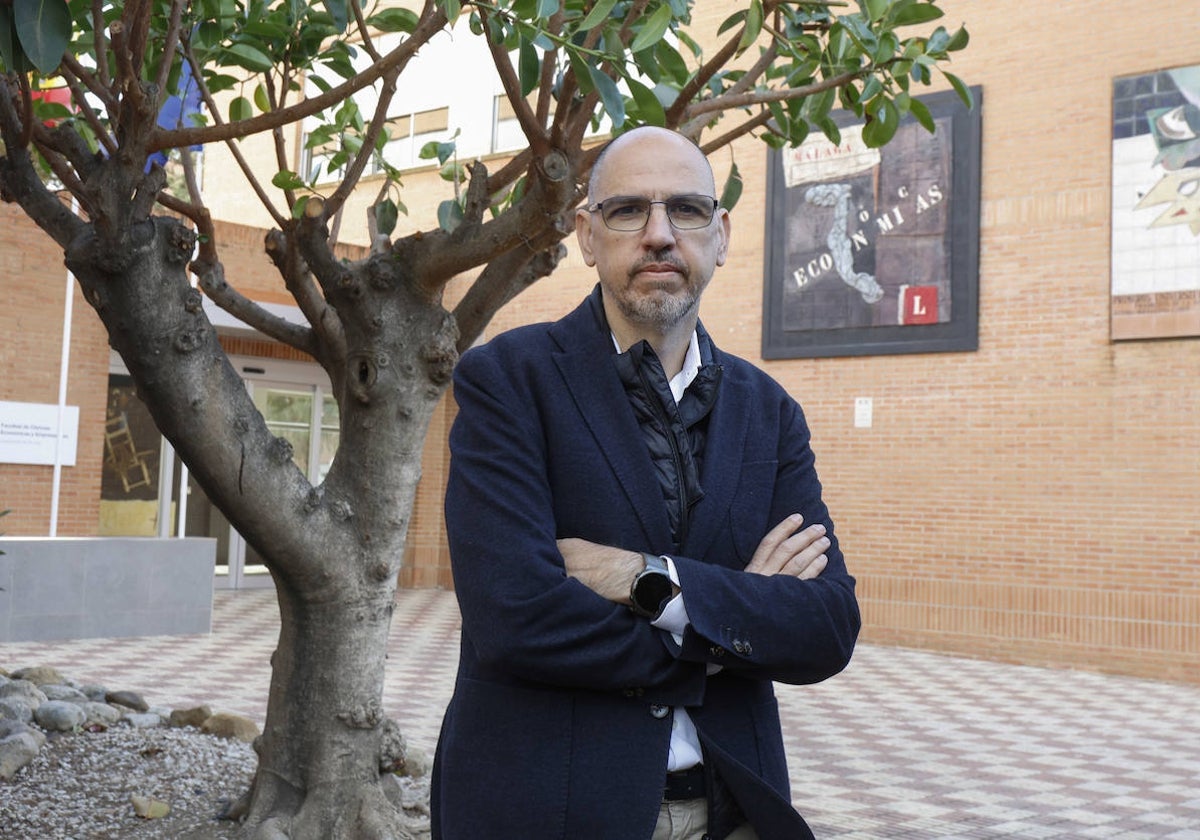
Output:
[587, 127, 716, 203]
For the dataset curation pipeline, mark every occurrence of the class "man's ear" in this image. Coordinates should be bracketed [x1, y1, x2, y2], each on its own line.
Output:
[575, 207, 598, 267]
[715, 208, 731, 266]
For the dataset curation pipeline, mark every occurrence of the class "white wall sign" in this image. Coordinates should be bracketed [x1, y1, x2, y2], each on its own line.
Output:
[0, 401, 80, 466]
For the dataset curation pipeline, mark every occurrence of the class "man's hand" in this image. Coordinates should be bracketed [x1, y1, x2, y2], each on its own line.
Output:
[745, 514, 829, 579]
[557, 538, 642, 605]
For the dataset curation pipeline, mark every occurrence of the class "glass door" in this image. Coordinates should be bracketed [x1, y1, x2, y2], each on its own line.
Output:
[238, 383, 339, 583]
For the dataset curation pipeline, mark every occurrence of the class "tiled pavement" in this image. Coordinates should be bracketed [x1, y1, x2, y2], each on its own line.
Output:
[3, 588, 1199, 839]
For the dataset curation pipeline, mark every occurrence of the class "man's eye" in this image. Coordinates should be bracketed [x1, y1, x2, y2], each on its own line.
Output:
[670, 201, 704, 217]
[608, 202, 645, 217]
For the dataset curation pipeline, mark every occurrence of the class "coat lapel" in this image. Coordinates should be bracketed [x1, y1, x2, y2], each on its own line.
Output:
[684, 343, 750, 564]
[548, 293, 673, 549]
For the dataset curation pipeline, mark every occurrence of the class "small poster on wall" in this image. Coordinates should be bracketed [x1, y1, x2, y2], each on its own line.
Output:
[1111, 65, 1200, 340]
[762, 87, 982, 359]
[0, 401, 79, 466]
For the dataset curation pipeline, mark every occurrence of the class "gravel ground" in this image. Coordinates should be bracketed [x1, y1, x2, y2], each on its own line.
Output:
[1, 724, 434, 840]
[0, 725, 255, 839]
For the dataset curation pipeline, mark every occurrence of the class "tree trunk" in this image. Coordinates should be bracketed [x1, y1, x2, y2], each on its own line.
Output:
[241, 580, 428, 840]
[61, 214, 451, 839]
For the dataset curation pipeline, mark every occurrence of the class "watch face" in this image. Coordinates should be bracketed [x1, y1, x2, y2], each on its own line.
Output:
[635, 571, 674, 615]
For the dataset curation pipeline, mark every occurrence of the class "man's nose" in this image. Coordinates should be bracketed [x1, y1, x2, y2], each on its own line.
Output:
[640, 203, 677, 247]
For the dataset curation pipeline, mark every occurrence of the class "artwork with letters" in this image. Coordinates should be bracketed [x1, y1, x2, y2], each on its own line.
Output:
[1111, 65, 1200, 340]
[762, 87, 982, 358]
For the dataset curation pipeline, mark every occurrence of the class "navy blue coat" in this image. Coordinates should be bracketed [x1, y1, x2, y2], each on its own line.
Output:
[432, 288, 860, 840]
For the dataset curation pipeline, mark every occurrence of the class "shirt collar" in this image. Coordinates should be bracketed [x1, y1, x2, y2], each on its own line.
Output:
[610, 330, 701, 405]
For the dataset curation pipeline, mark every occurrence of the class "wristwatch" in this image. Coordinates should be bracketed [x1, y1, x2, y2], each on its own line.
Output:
[630, 553, 676, 618]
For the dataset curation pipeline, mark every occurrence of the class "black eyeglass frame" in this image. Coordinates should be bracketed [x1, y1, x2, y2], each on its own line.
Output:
[585, 194, 720, 231]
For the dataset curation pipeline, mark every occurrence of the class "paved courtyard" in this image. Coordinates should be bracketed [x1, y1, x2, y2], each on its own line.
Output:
[3, 588, 1199, 838]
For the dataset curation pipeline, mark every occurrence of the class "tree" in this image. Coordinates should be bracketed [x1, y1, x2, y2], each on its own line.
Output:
[0, 1, 969, 837]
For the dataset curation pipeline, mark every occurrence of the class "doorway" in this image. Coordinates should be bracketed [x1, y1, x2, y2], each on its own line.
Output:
[106, 352, 340, 590]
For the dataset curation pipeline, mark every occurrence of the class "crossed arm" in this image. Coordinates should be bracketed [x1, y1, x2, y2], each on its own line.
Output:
[558, 513, 831, 605]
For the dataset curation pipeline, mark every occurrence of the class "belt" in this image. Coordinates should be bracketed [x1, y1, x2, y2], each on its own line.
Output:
[663, 764, 706, 801]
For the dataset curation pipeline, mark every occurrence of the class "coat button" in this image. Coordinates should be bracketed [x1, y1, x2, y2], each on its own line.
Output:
[650, 704, 669, 719]
[733, 640, 752, 656]
[709, 645, 726, 658]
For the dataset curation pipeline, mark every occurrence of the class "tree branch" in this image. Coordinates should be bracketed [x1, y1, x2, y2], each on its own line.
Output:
[324, 66, 401, 220]
[144, 6, 448, 156]
[182, 46, 289, 230]
[151, 0, 187, 101]
[453, 242, 568, 351]
[681, 69, 862, 123]
[481, 6, 547, 157]
[0, 85, 87, 249]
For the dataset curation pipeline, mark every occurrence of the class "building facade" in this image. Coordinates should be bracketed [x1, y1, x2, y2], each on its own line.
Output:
[1, 1, 1197, 682]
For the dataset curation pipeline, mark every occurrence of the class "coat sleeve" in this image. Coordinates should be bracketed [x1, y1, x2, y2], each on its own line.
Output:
[445, 342, 706, 705]
[670, 390, 861, 686]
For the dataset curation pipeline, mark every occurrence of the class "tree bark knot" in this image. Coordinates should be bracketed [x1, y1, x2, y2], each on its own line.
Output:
[337, 701, 383, 730]
[269, 436, 294, 464]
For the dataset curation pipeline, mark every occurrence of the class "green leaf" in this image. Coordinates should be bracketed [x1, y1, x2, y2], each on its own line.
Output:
[292, 195, 310, 219]
[719, 162, 742, 211]
[654, 41, 689, 86]
[716, 10, 746, 37]
[862, 99, 899, 147]
[13, 0, 71, 75]
[367, 8, 420, 33]
[864, 0, 888, 23]
[944, 71, 973, 109]
[228, 96, 254, 121]
[439, 0, 462, 24]
[518, 37, 539, 97]
[374, 199, 398, 236]
[578, 0, 619, 30]
[626, 77, 665, 126]
[253, 84, 271, 113]
[437, 198, 463, 232]
[322, 0, 348, 32]
[0, 4, 34, 74]
[588, 65, 625, 127]
[224, 42, 274, 73]
[908, 95, 935, 133]
[629, 5, 672, 54]
[893, 3, 944, 26]
[272, 169, 306, 190]
[737, 0, 763, 54]
[946, 25, 969, 52]
[535, 0, 558, 19]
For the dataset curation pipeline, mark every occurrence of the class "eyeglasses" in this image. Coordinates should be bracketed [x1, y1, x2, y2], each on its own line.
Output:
[586, 194, 719, 232]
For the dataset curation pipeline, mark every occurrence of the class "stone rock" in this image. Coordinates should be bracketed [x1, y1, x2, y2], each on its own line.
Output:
[105, 690, 149, 712]
[41, 684, 90, 704]
[82, 701, 122, 729]
[0, 679, 47, 707]
[10, 666, 65, 686]
[78, 683, 109, 703]
[169, 705, 213, 729]
[123, 712, 165, 729]
[0, 719, 44, 745]
[130, 794, 172, 819]
[201, 712, 259, 743]
[33, 700, 87, 732]
[0, 697, 35, 723]
[0, 731, 43, 781]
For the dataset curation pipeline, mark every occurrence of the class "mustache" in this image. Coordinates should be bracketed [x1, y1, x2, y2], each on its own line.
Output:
[629, 251, 689, 278]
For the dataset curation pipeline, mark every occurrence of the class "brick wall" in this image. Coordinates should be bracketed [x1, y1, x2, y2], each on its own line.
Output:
[403, 1, 1200, 684]
[2, 1, 1196, 684]
[0, 204, 109, 537]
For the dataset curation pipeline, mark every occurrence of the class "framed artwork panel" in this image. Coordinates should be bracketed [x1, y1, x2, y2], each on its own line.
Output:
[762, 86, 982, 359]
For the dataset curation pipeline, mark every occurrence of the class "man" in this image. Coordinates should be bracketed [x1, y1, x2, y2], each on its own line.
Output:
[432, 127, 860, 840]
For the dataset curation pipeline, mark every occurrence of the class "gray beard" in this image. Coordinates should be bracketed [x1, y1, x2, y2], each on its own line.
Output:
[614, 287, 701, 332]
